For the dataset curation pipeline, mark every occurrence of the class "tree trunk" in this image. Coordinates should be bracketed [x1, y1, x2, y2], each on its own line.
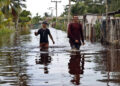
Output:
[15, 17, 19, 31]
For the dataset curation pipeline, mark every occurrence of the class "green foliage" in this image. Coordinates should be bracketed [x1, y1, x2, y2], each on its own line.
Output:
[71, 0, 84, 2]
[71, 0, 76, 2]
[71, 2, 87, 15]
[1, 0, 26, 29]
[20, 10, 31, 17]
[87, 4, 105, 14]
[55, 22, 61, 30]
[52, 17, 57, 22]
[31, 13, 42, 24]
[0, 11, 5, 29]
[115, 14, 120, 17]
[20, 28, 30, 35]
[2, 0, 26, 18]
[0, 0, 8, 8]
[61, 6, 68, 17]
[94, 20, 101, 40]
[108, 0, 120, 12]
[54, 20, 67, 31]
[19, 10, 31, 23]
[44, 12, 50, 17]
[19, 17, 31, 23]
[0, 28, 14, 35]
[0, 0, 31, 34]
[61, 0, 106, 16]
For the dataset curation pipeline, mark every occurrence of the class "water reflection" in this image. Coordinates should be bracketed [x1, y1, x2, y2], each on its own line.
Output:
[35, 49, 52, 74]
[94, 47, 120, 85]
[0, 49, 29, 86]
[68, 52, 85, 85]
[0, 34, 15, 47]
[106, 49, 120, 85]
[1, 29, 120, 86]
[0, 31, 31, 86]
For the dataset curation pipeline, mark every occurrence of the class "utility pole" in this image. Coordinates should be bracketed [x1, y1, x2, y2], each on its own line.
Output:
[105, 0, 108, 42]
[51, 0, 61, 23]
[68, 0, 71, 26]
[105, 1, 110, 83]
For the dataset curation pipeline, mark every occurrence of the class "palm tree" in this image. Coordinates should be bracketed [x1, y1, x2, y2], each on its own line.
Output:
[0, 0, 8, 8]
[2, 0, 26, 29]
[0, 0, 9, 29]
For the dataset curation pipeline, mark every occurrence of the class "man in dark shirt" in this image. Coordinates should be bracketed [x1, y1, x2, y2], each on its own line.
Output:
[34, 21, 55, 49]
[68, 15, 85, 50]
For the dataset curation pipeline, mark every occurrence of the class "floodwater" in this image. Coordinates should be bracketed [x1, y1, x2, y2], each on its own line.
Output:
[0, 28, 120, 86]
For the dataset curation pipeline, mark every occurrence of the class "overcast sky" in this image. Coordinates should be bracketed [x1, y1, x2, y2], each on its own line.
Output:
[25, 0, 68, 17]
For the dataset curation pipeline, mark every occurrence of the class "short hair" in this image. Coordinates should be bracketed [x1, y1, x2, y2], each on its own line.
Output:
[42, 21, 48, 25]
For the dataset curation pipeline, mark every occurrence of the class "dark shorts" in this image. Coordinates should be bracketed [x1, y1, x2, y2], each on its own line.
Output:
[69, 39, 81, 50]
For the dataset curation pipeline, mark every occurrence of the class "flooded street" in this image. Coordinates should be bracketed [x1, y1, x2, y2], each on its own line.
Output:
[0, 28, 120, 86]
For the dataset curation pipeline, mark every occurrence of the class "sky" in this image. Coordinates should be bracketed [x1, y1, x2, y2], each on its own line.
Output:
[25, 0, 69, 17]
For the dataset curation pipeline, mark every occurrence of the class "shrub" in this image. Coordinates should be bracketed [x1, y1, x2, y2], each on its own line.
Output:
[94, 20, 101, 40]
[54, 20, 67, 31]
[0, 28, 14, 35]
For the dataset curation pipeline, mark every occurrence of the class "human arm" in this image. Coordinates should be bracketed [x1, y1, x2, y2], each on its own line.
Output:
[67, 23, 76, 40]
[79, 24, 85, 45]
[49, 34, 55, 44]
[34, 29, 40, 36]
[48, 29, 55, 44]
[34, 32, 38, 36]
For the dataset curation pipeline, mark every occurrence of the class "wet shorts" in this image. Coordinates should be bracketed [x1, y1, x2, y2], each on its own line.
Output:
[40, 43, 49, 49]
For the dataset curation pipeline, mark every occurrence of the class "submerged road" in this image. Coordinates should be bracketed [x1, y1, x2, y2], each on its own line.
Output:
[0, 28, 120, 86]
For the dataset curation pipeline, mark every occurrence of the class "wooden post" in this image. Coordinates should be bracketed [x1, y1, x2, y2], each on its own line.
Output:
[105, 0, 108, 43]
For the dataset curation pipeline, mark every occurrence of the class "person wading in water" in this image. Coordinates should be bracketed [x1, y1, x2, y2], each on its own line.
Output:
[67, 15, 85, 50]
[34, 21, 55, 50]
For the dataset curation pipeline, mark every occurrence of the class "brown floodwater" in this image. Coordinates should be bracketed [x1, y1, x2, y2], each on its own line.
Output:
[0, 28, 120, 86]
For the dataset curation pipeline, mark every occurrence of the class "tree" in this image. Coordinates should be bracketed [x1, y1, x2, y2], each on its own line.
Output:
[108, 0, 120, 12]
[31, 13, 42, 24]
[71, 0, 84, 2]
[70, 0, 105, 15]
[2, 0, 26, 29]
[60, 6, 69, 17]
[71, 2, 87, 15]
[19, 10, 31, 28]
[0, 0, 11, 29]
[44, 12, 50, 17]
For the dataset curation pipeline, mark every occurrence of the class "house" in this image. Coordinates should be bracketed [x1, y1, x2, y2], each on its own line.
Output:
[101, 10, 120, 46]
[83, 14, 103, 42]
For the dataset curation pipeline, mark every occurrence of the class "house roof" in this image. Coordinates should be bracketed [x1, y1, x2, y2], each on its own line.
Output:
[108, 9, 120, 15]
